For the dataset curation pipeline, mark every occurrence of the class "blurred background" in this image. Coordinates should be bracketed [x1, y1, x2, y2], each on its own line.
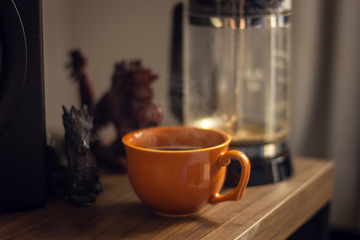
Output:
[42, 0, 360, 236]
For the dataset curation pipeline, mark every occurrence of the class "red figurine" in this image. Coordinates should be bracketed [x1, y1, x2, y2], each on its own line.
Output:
[68, 50, 96, 114]
[67, 49, 163, 172]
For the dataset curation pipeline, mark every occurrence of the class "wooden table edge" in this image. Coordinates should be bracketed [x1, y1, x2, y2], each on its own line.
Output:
[236, 160, 334, 240]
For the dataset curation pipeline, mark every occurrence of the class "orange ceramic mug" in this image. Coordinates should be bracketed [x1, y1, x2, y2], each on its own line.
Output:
[122, 126, 251, 216]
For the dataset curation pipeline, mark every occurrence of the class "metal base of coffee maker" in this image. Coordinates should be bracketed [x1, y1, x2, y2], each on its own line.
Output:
[225, 141, 293, 186]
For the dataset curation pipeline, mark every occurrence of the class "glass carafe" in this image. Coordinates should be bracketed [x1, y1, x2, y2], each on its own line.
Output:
[183, 0, 293, 185]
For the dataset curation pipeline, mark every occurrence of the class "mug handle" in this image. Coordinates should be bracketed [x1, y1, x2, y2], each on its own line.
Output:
[209, 150, 251, 205]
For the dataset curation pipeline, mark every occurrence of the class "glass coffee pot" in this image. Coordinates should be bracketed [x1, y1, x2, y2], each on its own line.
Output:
[182, 0, 293, 185]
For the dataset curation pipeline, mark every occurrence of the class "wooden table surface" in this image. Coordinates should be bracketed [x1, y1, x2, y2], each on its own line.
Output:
[0, 157, 333, 240]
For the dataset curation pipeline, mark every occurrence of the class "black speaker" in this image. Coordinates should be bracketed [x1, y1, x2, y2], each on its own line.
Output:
[0, 0, 46, 212]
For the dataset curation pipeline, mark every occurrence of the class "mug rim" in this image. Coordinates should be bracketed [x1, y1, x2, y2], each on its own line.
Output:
[122, 125, 231, 153]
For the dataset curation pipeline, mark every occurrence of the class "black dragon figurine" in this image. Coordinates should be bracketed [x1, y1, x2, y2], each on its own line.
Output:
[61, 105, 103, 206]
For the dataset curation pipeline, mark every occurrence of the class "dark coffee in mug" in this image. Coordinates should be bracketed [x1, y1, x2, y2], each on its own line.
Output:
[151, 146, 201, 151]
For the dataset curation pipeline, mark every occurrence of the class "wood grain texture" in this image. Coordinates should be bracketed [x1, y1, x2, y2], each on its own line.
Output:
[0, 157, 333, 240]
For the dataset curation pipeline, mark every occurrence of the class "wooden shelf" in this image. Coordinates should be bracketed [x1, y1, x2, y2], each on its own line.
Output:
[0, 157, 333, 239]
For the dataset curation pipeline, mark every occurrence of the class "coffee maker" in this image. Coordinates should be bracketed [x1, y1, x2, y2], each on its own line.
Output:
[180, 0, 293, 185]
